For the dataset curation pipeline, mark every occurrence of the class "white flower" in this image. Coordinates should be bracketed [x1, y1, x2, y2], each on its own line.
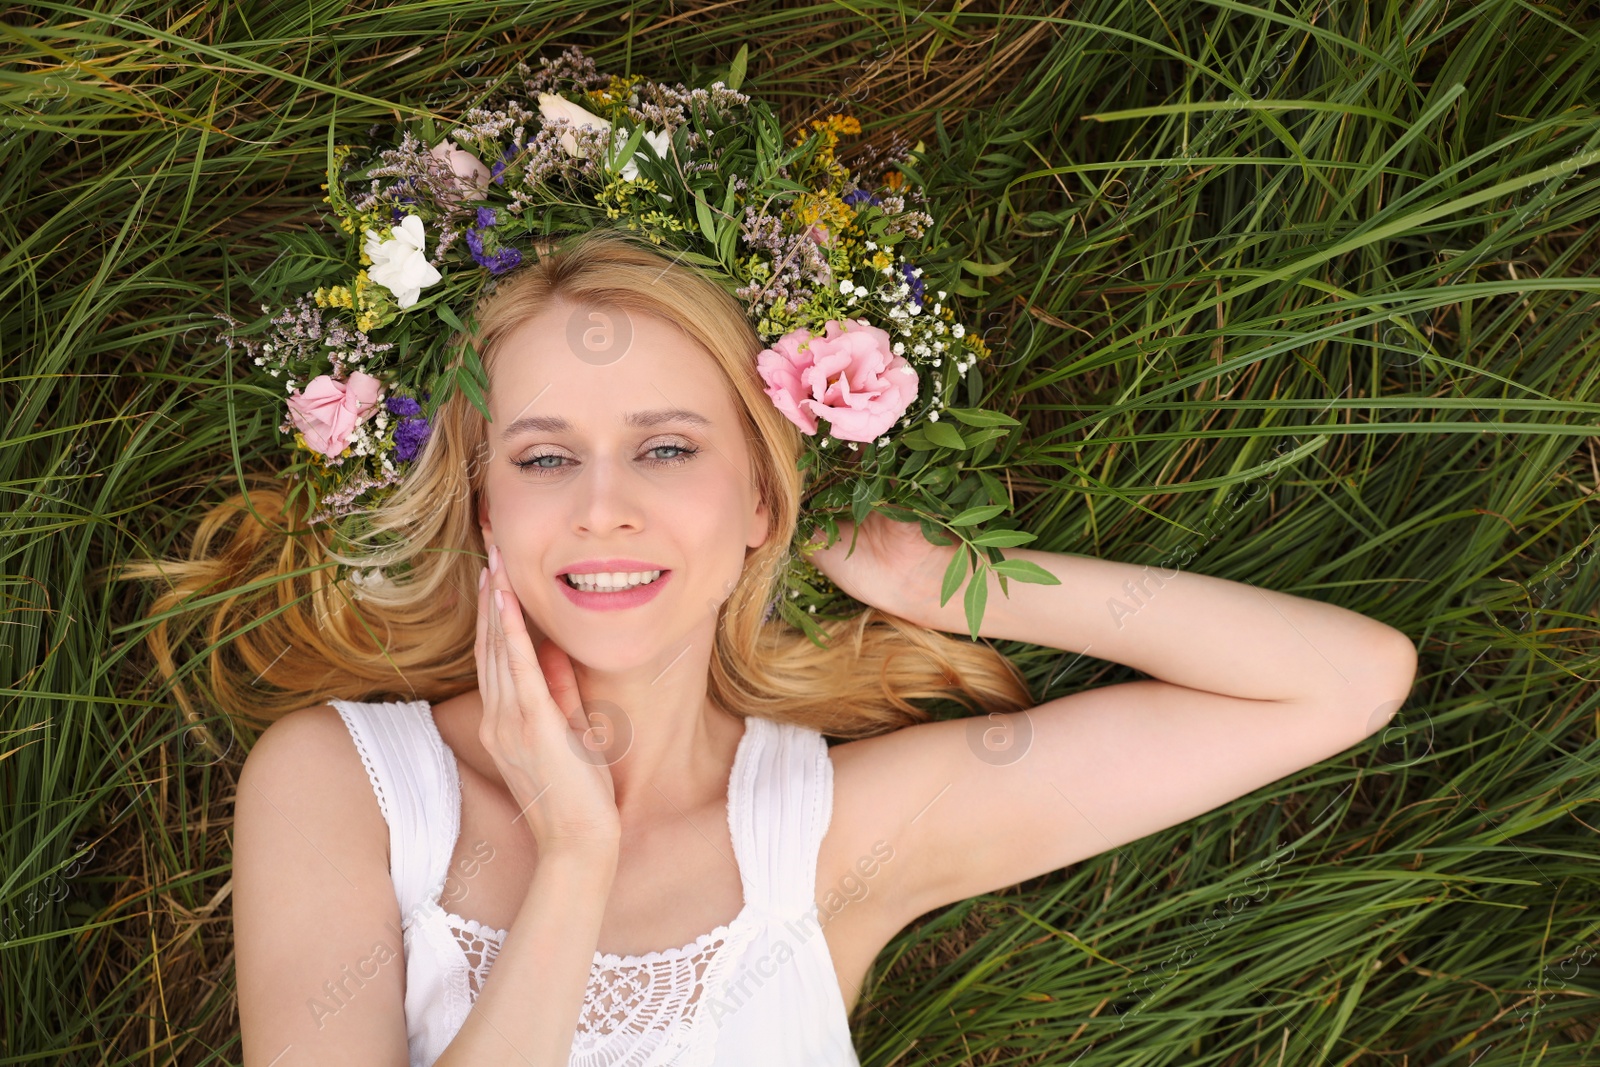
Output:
[839, 279, 856, 294]
[539, 92, 612, 157]
[618, 128, 672, 181]
[362, 215, 442, 309]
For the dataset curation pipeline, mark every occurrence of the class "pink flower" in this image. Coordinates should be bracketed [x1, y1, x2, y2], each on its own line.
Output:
[805, 222, 832, 248]
[287, 372, 383, 458]
[429, 140, 492, 204]
[756, 319, 918, 442]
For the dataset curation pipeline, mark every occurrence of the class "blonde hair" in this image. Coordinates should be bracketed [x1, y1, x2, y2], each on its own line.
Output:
[116, 228, 1034, 741]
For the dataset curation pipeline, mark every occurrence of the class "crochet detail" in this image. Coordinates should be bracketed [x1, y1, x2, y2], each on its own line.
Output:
[442, 907, 747, 1065]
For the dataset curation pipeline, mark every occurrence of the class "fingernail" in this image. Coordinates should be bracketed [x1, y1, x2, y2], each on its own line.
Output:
[489, 544, 500, 574]
[494, 588, 504, 610]
[479, 566, 487, 590]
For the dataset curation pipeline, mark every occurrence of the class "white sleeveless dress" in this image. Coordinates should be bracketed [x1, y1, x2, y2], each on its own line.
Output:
[330, 698, 862, 1067]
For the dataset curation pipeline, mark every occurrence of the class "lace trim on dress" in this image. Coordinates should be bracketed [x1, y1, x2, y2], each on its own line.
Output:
[442, 905, 758, 1066]
[424, 707, 762, 1064]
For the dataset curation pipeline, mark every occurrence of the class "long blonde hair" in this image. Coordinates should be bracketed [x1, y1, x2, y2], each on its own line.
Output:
[116, 228, 1034, 741]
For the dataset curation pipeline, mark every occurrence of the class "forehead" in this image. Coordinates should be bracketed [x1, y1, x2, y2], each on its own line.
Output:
[490, 299, 729, 418]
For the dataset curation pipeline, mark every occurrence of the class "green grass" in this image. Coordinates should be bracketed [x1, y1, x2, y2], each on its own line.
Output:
[4, 0, 1599, 1063]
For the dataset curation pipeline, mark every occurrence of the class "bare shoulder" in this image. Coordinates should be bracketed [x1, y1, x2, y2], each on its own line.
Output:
[233, 704, 409, 1065]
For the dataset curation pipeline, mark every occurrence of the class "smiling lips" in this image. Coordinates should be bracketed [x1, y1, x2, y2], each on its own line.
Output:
[555, 568, 673, 611]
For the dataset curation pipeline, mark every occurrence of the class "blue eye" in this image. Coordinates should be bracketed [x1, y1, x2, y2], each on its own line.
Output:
[512, 443, 701, 475]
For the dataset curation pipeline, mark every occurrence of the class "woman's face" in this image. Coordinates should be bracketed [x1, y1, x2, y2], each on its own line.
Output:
[476, 298, 770, 663]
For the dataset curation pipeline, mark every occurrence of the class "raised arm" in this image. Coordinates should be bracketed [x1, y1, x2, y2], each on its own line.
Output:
[811, 518, 1418, 927]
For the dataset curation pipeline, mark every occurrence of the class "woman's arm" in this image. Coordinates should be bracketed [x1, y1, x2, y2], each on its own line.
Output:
[434, 842, 619, 1066]
[817, 528, 1418, 933]
[895, 545, 1414, 703]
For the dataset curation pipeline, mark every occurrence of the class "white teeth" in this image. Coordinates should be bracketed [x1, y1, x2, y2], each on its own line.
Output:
[565, 570, 663, 591]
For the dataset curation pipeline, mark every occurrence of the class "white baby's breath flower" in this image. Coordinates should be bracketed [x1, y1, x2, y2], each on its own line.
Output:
[362, 215, 442, 309]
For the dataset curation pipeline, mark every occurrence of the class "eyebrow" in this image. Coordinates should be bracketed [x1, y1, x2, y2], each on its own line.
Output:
[499, 408, 712, 440]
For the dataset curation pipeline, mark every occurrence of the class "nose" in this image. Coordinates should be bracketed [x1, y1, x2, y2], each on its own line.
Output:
[567, 449, 647, 534]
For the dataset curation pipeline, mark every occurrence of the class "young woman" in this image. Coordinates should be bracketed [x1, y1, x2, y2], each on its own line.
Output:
[206, 230, 1416, 1065]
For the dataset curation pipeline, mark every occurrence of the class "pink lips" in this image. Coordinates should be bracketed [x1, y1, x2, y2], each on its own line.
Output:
[556, 568, 672, 612]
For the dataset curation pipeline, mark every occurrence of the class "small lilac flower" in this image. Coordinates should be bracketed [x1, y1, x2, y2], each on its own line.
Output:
[392, 415, 431, 462]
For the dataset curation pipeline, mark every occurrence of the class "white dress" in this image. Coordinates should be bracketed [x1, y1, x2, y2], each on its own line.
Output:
[330, 698, 862, 1067]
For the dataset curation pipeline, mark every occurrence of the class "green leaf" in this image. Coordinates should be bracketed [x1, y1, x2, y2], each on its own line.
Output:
[693, 192, 718, 247]
[940, 543, 970, 608]
[990, 558, 1062, 585]
[957, 426, 1011, 448]
[457, 362, 491, 420]
[676, 249, 724, 269]
[435, 303, 467, 334]
[922, 421, 967, 450]
[964, 562, 989, 640]
[977, 469, 1010, 506]
[971, 529, 1038, 547]
[613, 122, 647, 173]
[950, 278, 987, 298]
[959, 254, 1018, 277]
[895, 427, 936, 451]
[949, 503, 1007, 526]
[945, 406, 1021, 427]
[725, 43, 749, 92]
[718, 214, 739, 266]
[877, 502, 922, 523]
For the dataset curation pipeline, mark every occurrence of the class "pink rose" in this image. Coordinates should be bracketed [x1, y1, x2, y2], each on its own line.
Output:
[756, 319, 918, 443]
[429, 140, 492, 204]
[287, 372, 383, 458]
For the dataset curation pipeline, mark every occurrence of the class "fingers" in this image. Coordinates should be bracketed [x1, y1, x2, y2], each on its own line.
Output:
[488, 547, 556, 723]
[475, 563, 490, 695]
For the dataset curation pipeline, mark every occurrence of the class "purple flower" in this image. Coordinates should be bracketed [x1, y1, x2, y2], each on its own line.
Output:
[491, 147, 515, 186]
[385, 394, 422, 417]
[900, 262, 925, 306]
[392, 415, 431, 462]
[844, 188, 883, 208]
[485, 247, 521, 274]
[466, 224, 522, 275]
[475, 206, 498, 228]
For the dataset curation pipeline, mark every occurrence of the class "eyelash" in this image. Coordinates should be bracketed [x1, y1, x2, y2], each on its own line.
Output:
[512, 443, 701, 476]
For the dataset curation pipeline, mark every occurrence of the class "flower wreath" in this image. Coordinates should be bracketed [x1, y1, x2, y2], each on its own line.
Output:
[228, 43, 1041, 642]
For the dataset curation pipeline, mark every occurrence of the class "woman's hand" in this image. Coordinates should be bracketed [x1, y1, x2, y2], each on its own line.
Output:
[476, 544, 622, 855]
[803, 511, 958, 621]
